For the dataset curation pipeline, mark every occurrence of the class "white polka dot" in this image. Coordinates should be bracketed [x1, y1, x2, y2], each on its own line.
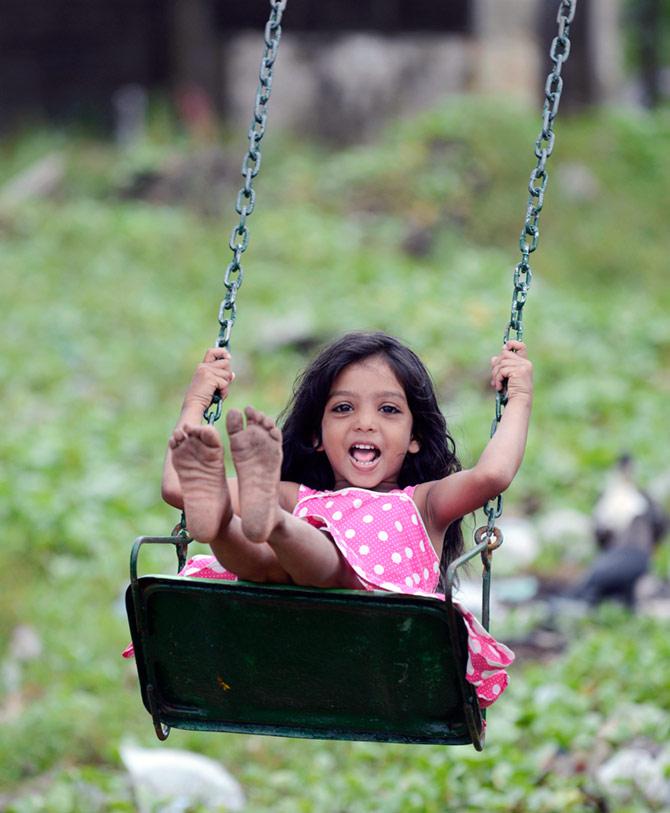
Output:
[374, 564, 384, 575]
[413, 573, 420, 584]
[359, 544, 370, 555]
[344, 529, 356, 539]
[423, 568, 429, 579]
[470, 639, 481, 654]
[378, 531, 388, 542]
[492, 683, 501, 696]
[466, 661, 474, 675]
[352, 498, 362, 508]
[325, 500, 334, 508]
[381, 582, 400, 591]
[433, 562, 439, 573]
[332, 511, 342, 520]
[419, 540, 425, 552]
[394, 521, 403, 532]
[405, 547, 413, 559]
[353, 564, 364, 575]
[405, 576, 414, 588]
[298, 507, 308, 517]
[391, 552, 402, 564]
[411, 514, 418, 525]
[362, 514, 373, 524]
[382, 503, 392, 511]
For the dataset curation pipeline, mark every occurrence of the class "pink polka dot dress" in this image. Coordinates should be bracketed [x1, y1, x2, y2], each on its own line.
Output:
[294, 484, 439, 594]
[123, 484, 514, 708]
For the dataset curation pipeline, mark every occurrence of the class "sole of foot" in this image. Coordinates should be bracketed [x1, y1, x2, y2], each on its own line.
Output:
[226, 406, 283, 543]
[171, 424, 232, 543]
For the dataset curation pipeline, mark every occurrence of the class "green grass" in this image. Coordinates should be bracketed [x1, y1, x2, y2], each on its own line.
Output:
[1, 99, 670, 811]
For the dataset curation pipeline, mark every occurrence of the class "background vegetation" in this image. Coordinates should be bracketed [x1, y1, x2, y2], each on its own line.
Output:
[1, 97, 669, 811]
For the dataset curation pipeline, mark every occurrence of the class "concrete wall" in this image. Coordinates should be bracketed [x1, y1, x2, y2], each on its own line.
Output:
[223, 33, 472, 142]
[221, 0, 625, 143]
[221, 0, 542, 142]
[470, 0, 543, 105]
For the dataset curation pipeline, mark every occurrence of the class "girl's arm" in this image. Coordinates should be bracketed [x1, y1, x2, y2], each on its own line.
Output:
[161, 348, 235, 508]
[416, 340, 533, 540]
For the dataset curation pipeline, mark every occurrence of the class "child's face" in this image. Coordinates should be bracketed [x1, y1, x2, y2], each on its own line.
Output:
[319, 355, 419, 491]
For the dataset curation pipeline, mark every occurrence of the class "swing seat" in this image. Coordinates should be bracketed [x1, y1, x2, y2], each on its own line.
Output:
[126, 536, 486, 749]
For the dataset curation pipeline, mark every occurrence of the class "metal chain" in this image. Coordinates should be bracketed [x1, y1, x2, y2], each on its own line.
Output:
[179, 2, 287, 537]
[481, 0, 577, 541]
[204, 0, 288, 425]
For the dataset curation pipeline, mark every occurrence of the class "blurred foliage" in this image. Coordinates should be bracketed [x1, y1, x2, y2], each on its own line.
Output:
[1, 97, 669, 810]
[624, 0, 670, 67]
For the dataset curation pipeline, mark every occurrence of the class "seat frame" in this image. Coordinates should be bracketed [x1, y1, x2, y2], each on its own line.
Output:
[126, 535, 494, 749]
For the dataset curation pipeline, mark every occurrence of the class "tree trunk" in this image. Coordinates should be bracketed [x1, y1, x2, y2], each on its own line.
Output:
[636, 0, 662, 108]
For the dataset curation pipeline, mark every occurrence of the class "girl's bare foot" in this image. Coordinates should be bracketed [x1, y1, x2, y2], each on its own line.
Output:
[170, 425, 232, 542]
[226, 406, 283, 543]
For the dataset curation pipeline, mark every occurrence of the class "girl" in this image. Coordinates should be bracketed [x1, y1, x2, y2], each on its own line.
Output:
[156, 332, 530, 704]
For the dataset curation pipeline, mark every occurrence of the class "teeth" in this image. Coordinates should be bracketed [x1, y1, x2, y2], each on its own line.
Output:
[349, 442, 380, 467]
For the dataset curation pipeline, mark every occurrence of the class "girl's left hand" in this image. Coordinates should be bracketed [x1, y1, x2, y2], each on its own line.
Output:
[490, 340, 533, 400]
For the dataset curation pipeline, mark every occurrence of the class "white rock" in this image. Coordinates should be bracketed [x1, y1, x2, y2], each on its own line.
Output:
[595, 746, 670, 807]
[120, 742, 245, 812]
[255, 311, 317, 352]
[536, 508, 591, 545]
[493, 516, 539, 575]
[9, 625, 43, 661]
[0, 154, 65, 207]
[535, 508, 594, 564]
[557, 162, 600, 201]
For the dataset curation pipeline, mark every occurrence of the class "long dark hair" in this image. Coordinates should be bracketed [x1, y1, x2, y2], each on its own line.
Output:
[279, 332, 464, 580]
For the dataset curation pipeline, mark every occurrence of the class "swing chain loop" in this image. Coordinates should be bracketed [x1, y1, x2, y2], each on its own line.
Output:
[482, 0, 576, 541]
[475, 525, 504, 555]
[212, 0, 287, 362]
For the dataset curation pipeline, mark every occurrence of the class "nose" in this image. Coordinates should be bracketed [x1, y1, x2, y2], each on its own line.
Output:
[355, 406, 377, 432]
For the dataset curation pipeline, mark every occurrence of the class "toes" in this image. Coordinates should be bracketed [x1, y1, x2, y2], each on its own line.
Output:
[244, 405, 276, 433]
[231, 406, 279, 442]
[244, 405, 260, 424]
[261, 414, 277, 432]
[170, 428, 188, 448]
[191, 425, 222, 448]
[226, 408, 245, 436]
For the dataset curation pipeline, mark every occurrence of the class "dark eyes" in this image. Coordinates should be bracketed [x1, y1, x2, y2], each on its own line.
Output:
[331, 403, 401, 414]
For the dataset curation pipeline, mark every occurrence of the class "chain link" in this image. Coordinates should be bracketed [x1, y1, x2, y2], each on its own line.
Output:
[483, 0, 577, 535]
[204, 0, 287, 425]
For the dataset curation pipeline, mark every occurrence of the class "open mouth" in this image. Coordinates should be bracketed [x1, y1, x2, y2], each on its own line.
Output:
[349, 443, 381, 467]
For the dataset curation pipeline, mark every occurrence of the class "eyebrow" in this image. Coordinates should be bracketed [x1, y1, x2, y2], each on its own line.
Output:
[328, 389, 407, 401]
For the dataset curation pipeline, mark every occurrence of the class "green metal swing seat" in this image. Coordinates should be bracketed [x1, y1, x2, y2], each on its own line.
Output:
[126, 535, 490, 750]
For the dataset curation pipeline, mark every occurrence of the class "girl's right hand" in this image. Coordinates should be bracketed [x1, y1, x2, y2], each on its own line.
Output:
[181, 348, 235, 414]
